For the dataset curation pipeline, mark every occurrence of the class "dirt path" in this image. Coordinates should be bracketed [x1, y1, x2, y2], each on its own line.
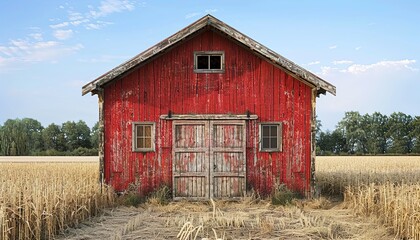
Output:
[57, 199, 393, 240]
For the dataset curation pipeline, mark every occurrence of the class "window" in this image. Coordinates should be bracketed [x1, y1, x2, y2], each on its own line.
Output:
[194, 51, 224, 73]
[132, 122, 155, 152]
[260, 123, 282, 152]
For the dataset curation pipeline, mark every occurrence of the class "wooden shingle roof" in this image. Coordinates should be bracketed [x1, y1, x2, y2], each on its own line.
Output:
[82, 15, 335, 96]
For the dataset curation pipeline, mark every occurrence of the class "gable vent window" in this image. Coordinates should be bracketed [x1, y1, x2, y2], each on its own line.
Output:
[260, 123, 282, 152]
[132, 122, 155, 152]
[194, 51, 224, 73]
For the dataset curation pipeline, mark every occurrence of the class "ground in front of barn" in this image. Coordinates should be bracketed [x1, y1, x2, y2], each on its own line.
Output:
[57, 197, 393, 240]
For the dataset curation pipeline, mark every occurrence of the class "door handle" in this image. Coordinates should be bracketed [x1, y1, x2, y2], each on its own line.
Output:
[213, 164, 217, 171]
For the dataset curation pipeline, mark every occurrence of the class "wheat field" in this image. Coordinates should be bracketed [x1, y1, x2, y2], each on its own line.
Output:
[316, 156, 420, 240]
[0, 159, 114, 240]
[0, 156, 419, 239]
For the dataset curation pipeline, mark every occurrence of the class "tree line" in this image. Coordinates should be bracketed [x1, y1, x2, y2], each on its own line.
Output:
[316, 111, 420, 155]
[0, 118, 99, 156]
[1, 111, 419, 156]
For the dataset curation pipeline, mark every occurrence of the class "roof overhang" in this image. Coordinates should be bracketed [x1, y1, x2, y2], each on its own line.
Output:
[82, 15, 336, 96]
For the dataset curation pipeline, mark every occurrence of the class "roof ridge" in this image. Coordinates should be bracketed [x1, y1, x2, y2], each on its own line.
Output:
[82, 15, 335, 96]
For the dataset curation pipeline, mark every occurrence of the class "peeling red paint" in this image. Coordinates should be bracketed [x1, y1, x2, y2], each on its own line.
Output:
[103, 29, 313, 197]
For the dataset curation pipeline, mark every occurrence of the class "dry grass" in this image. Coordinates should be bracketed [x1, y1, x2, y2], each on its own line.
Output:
[2, 156, 416, 239]
[0, 161, 114, 240]
[66, 198, 388, 240]
[316, 156, 420, 239]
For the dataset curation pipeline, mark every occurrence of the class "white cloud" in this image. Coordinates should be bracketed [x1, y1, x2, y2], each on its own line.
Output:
[49, 1, 134, 32]
[329, 45, 337, 49]
[71, 19, 89, 26]
[186, 9, 218, 19]
[205, 9, 218, 14]
[343, 60, 417, 74]
[319, 66, 339, 75]
[78, 54, 130, 63]
[0, 38, 83, 68]
[68, 11, 84, 21]
[50, 22, 70, 29]
[185, 12, 201, 19]
[29, 33, 43, 41]
[1, 0, 134, 69]
[85, 21, 113, 30]
[355, 46, 362, 51]
[307, 61, 320, 66]
[53, 29, 73, 40]
[332, 60, 353, 65]
[89, 0, 135, 18]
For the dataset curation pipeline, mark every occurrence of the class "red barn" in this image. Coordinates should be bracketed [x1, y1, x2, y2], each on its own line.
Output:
[82, 15, 335, 199]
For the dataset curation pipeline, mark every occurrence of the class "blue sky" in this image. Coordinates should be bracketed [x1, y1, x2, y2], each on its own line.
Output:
[0, 0, 419, 130]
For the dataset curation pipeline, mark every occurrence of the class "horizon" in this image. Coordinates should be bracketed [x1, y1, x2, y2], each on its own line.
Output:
[1, 1, 419, 130]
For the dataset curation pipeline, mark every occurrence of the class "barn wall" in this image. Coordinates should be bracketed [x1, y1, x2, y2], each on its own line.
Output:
[103, 29, 312, 196]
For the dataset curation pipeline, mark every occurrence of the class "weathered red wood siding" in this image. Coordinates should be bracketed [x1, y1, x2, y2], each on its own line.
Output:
[103, 29, 313, 196]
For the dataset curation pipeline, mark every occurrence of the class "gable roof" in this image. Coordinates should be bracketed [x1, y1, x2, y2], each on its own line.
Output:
[82, 15, 336, 96]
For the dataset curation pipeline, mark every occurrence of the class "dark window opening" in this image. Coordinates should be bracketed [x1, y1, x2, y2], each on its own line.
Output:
[210, 55, 221, 69]
[197, 55, 209, 69]
[194, 52, 224, 72]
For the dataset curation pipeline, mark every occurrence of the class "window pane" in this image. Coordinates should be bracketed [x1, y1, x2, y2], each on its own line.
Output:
[270, 138, 277, 149]
[210, 55, 221, 69]
[270, 126, 277, 137]
[137, 137, 144, 149]
[144, 137, 151, 148]
[262, 138, 269, 149]
[197, 56, 209, 69]
[144, 126, 151, 137]
[262, 126, 269, 136]
[139, 126, 145, 137]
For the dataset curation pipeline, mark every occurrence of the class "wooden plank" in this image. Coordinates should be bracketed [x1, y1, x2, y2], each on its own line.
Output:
[98, 89, 105, 184]
[160, 114, 258, 120]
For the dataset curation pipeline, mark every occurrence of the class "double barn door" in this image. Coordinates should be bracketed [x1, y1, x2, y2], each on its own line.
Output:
[173, 120, 246, 200]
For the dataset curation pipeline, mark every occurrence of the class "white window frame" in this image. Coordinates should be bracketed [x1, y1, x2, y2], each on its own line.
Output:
[132, 122, 155, 152]
[194, 51, 225, 73]
[259, 122, 282, 152]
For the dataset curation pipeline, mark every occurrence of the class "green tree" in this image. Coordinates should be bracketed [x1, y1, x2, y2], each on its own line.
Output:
[62, 120, 92, 151]
[22, 118, 44, 154]
[387, 112, 413, 154]
[0, 124, 3, 155]
[76, 120, 92, 149]
[364, 112, 388, 154]
[316, 128, 347, 155]
[90, 121, 99, 150]
[409, 116, 420, 153]
[337, 111, 367, 154]
[0, 119, 28, 155]
[42, 123, 66, 152]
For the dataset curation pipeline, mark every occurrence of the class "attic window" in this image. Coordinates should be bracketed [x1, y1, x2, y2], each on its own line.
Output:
[194, 51, 224, 73]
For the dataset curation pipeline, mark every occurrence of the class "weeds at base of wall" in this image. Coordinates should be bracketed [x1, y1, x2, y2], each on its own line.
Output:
[271, 184, 303, 206]
[147, 185, 172, 205]
[117, 184, 172, 207]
